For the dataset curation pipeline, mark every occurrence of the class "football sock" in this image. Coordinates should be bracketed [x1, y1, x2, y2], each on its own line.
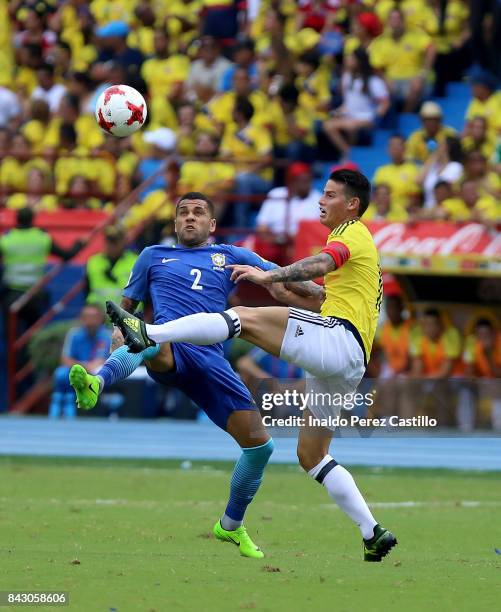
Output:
[221, 438, 274, 530]
[309, 455, 377, 540]
[145, 309, 241, 345]
[98, 344, 161, 390]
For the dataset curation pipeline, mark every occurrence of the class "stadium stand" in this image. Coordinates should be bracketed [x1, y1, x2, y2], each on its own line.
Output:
[0, 0, 499, 427]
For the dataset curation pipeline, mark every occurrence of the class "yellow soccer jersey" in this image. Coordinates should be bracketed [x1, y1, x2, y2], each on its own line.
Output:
[369, 29, 432, 80]
[321, 219, 382, 361]
[373, 162, 421, 208]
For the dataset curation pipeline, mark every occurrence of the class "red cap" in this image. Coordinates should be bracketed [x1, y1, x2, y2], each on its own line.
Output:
[357, 12, 383, 38]
[287, 162, 312, 181]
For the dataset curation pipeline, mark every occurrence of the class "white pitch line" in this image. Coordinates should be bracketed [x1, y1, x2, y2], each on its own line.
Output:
[1, 498, 501, 510]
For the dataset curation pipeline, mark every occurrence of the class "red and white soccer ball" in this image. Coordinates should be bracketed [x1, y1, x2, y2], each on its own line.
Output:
[95, 84, 147, 137]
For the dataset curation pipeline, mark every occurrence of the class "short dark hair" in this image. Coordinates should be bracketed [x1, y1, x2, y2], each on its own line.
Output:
[176, 192, 215, 217]
[17, 207, 34, 228]
[329, 169, 371, 216]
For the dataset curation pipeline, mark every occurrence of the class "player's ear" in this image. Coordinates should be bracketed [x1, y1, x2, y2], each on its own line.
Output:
[348, 196, 360, 212]
[209, 218, 216, 233]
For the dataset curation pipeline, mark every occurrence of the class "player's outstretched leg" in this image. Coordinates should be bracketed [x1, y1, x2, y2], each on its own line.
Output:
[298, 412, 397, 562]
[106, 301, 157, 353]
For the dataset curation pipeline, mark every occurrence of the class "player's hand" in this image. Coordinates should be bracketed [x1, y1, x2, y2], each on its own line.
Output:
[227, 264, 272, 285]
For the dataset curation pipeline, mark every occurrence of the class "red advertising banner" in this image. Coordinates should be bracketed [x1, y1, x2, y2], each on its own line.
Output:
[295, 221, 501, 277]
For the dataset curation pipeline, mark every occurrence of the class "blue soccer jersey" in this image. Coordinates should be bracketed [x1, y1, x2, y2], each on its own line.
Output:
[123, 243, 277, 326]
[122, 243, 278, 430]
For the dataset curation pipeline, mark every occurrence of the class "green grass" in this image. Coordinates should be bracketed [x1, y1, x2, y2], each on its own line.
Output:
[0, 456, 500, 612]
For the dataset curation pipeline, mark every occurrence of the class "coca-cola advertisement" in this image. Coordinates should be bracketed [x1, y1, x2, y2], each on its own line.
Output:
[295, 221, 501, 276]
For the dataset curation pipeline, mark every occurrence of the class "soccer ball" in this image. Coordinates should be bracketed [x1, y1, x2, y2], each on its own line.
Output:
[95, 85, 147, 137]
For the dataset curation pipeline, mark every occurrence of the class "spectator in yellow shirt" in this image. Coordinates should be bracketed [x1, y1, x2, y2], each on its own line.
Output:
[465, 71, 501, 141]
[364, 183, 409, 222]
[420, 0, 470, 96]
[294, 49, 331, 118]
[44, 93, 105, 155]
[369, 8, 436, 112]
[204, 67, 268, 135]
[462, 150, 501, 200]
[6, 167, 57, 212]
[141, 28, 190, 99]
[419, 179, 453, 220]
[261, 83, 316, 183]
[20, 98, 51, 153]
[0, 133, 35, 192]
[373, 134, 420, 210]
[179, 131, 235, 220]
[221, 97, 273, 228]
[405, 101, 456, 163]
[440, 179, 499, 226]
[461, 116, 496, 160]
[176, 102, 198, 158]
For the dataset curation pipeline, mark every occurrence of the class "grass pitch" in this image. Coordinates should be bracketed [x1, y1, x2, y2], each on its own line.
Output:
[0, 456, 500, 612]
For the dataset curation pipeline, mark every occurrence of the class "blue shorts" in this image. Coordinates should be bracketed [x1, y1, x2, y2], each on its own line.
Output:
[146, 342, 257, 430]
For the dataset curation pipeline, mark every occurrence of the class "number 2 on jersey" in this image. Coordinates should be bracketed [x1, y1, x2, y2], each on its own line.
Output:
[190, 268, 203, 291]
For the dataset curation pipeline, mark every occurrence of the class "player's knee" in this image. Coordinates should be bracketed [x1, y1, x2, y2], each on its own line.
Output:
[232, 306, 258, 334]
[297, 443, 326, 472]
[244, 437, 274, 465]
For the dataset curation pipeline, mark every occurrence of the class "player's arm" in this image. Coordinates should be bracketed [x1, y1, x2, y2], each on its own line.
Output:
[229, 252, 341, 284]
[267, 282, 324, 313]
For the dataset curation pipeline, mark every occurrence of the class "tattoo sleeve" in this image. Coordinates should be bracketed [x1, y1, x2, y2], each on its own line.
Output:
[284, 280, 326, 301]
[268, 253, 336, 283]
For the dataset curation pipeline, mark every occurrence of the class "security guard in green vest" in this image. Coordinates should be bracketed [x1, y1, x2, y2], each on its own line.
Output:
[0, 207, 83, 330]
[85, 225, 137, 306]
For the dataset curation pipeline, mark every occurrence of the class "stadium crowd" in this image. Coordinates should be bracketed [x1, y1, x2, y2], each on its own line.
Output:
[0, 0, 499, 229]
[0, 0, 500, 423]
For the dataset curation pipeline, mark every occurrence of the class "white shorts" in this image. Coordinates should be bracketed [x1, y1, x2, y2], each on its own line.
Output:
[280, 308, 366, 425]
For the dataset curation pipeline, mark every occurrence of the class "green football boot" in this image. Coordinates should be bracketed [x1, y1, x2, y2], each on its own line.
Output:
[213, 521, 264, 559]
[69, 364, 100, 410]
[106, 301, 156, 354]
[363, 524, 397, 562]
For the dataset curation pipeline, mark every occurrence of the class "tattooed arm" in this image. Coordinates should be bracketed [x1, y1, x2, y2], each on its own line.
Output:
[267, 281, 325, 313]
[228, 253, 336, 285]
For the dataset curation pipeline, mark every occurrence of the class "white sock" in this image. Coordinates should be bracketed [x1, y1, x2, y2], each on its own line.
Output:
[145, 309, 241, 345]
[309, 455, 377, 540]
